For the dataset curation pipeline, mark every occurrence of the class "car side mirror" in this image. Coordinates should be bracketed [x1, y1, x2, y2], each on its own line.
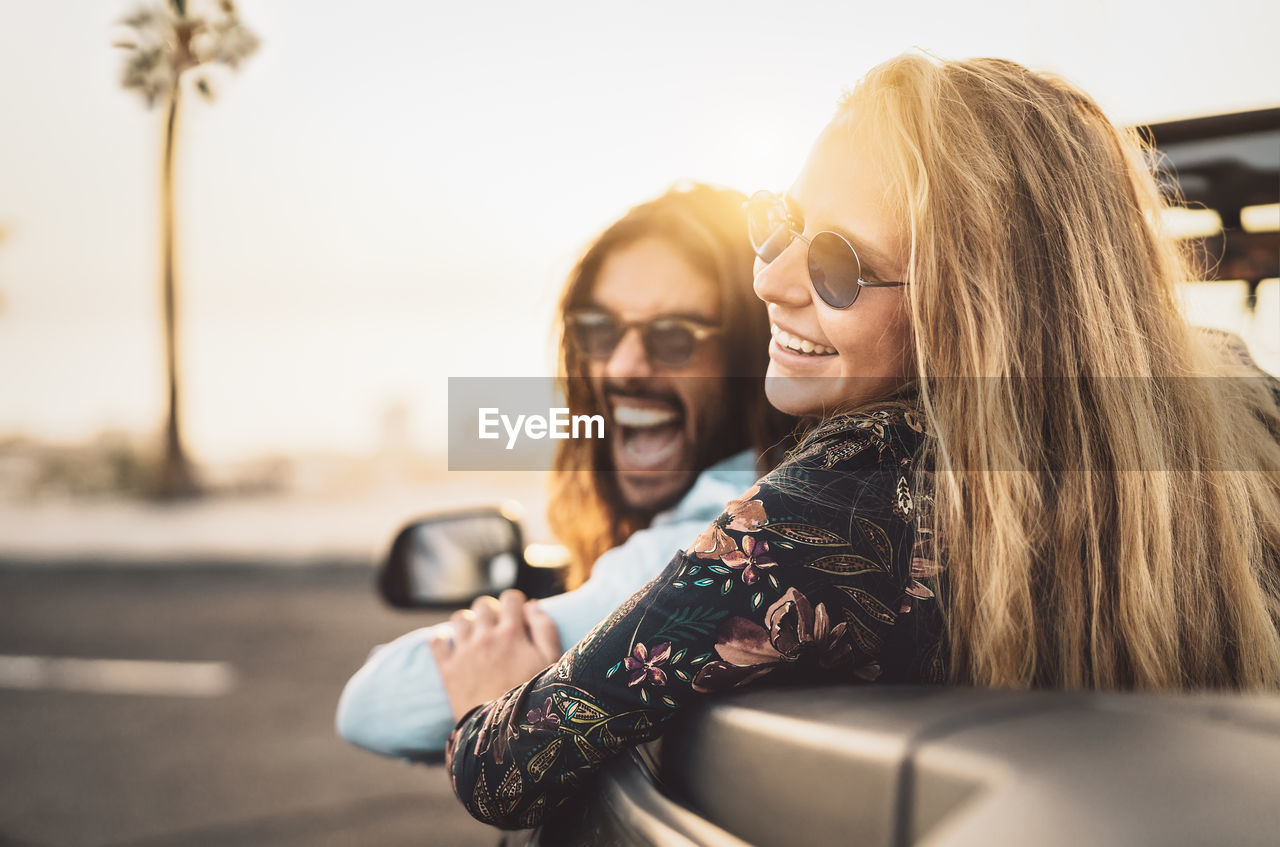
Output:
[378, 508, 569, 608]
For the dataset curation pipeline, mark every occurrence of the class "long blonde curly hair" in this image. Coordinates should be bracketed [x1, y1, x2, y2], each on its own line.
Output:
[841, 54, 1280, 688]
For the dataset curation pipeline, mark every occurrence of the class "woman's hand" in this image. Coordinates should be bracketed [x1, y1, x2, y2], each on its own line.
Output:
[430, 589, 563, 718]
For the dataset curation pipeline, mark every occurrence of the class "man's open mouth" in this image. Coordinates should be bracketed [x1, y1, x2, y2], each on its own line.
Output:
[609, 394, 686, 473]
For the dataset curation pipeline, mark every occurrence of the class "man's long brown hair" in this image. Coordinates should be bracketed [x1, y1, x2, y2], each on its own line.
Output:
[843, 55, 1280, 689]
[548, 183, 795, 588]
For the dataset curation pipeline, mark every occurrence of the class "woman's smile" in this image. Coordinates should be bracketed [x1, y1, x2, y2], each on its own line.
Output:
[770, 323, 838, 357]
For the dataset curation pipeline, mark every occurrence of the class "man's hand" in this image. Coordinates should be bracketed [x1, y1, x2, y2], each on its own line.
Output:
[430, 589, 563, 718]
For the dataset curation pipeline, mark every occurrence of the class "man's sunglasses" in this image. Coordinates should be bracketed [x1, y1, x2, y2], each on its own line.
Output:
[746, 190, 907, 309]
[564, 310, 721, 369]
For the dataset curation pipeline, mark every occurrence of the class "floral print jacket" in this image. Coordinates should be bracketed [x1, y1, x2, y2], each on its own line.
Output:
[445, 409, 945, 829]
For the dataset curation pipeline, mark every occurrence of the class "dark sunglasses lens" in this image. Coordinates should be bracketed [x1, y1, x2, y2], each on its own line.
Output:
[644, 322, 697, 367]
[747, 196, 792, 263]
[569, 315, 622, 359]
[807, 231, 862, 308]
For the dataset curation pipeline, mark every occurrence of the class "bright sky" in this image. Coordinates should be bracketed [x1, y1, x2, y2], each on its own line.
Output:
[0, 0, 1277, 462]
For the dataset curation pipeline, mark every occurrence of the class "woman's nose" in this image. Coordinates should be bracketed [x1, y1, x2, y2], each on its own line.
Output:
[752, 245, 812, 308]
[604, 327, 653, 379]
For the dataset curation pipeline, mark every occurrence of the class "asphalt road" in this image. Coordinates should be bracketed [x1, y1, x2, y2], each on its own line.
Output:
[0, 567, 500, 847]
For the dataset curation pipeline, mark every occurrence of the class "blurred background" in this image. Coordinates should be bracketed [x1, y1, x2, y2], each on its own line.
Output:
[0, 1, 1276, 845]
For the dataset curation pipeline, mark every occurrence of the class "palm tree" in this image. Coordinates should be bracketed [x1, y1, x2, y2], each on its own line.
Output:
[115, 0, 258, 498]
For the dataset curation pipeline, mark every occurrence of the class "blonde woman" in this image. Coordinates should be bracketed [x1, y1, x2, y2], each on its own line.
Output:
[437, 55, 1280, 829]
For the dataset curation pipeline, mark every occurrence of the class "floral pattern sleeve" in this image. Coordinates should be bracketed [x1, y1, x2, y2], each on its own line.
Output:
[444, 411, 942, 830]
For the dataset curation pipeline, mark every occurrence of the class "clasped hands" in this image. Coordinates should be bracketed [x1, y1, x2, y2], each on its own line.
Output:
[430, 589, 563, 718]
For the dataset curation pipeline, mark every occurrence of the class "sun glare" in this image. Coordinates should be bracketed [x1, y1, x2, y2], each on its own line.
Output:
[1242, 203, 1280, 233]
[1161, 206, 1224, 240]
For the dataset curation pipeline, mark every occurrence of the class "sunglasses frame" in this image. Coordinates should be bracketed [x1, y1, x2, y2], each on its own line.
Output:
[747, 190, 907, 309]
[564, 309, 723, 369]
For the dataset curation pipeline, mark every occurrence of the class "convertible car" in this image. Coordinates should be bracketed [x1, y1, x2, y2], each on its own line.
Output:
[381, 520, 1280, 844]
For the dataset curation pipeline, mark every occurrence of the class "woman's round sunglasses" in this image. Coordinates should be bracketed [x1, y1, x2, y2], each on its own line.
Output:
[746, 190, 907, 309]
[564, 310, 722, 369]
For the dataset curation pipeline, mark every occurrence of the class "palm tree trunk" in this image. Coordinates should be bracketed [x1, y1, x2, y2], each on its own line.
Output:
[156, 83, 198, 499]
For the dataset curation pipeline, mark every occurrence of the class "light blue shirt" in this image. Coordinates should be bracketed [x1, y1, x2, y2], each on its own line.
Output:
[335, 450, 759, 761]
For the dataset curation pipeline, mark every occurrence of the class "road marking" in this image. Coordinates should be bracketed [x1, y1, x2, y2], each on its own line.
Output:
[0, 655, 237, 697]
